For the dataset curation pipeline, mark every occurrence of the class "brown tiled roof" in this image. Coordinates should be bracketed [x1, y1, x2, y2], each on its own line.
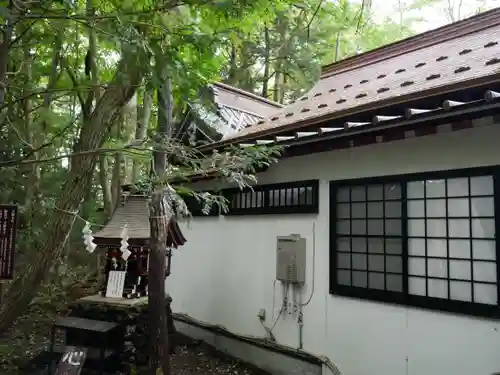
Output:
[94, 195, 186, 247]
[210, 82, 283, 128]
[215, 8, 500, 145]
[212, 82, 283, 115]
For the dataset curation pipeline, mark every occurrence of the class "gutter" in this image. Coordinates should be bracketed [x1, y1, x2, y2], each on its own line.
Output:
[202, 79, 500, 151]
[278, 100, 500, 148]
[200, 95, 500, 152]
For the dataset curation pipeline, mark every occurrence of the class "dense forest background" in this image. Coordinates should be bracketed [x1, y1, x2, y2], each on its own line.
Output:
[0, 0, 492, 371]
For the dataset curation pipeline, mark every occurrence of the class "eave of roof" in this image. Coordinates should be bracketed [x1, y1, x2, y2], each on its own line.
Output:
[199, 8, 500, 152]
[214, 91, 500, 150]
[211, 82, 284, 109]
[209, 82, 283, 134]
[185, 82, 283, 141]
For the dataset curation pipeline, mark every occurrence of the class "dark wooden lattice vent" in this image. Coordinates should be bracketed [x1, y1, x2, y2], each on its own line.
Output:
[0, 204, 18, 280]
[224, 180, 319, 215]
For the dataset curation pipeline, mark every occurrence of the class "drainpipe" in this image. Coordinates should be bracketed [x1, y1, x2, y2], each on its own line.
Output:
[298, 286, 304, 350]
[298, 310, 304, 350]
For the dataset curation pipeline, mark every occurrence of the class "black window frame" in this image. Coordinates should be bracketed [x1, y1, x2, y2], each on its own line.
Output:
[224, 179, 319, 215]
[329, 166, 500, 319]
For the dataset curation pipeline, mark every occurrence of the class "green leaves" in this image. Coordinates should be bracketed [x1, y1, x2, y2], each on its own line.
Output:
[0, 0, 440, 263]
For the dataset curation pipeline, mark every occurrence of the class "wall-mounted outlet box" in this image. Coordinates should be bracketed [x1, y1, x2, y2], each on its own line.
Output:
[258, 309, 266, 321]
[276, 234, 306, 284]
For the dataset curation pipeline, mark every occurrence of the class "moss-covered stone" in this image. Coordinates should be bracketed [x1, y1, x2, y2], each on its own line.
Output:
[67, 295, 176, 373]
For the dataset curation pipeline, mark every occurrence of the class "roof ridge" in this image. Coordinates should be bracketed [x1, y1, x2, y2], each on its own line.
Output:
[219, 102, 269, 118]
[321, 7, 500, 78]
[211, 82, 284, 108]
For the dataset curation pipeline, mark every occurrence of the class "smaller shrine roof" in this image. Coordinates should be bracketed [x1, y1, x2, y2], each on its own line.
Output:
[210, 82, 283, 130]
[94, 195, 186, 248]
[177, 82, 283, 143]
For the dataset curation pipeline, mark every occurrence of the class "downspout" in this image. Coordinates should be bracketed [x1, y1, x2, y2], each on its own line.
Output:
[298, 221, 316, 351]
[298, 290, 304, 350]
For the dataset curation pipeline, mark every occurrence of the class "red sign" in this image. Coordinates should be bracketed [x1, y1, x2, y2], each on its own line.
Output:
[0, 205, 18, 280]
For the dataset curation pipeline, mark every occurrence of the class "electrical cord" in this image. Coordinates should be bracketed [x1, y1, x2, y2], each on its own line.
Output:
[259, 320, 276, 342]
[260, 282, 289, 341]
[269, 283, 289, 332]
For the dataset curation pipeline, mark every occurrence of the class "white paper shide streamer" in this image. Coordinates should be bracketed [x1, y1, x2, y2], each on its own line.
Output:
[120, 224, 131, 261]
[82, 221, 97, 253]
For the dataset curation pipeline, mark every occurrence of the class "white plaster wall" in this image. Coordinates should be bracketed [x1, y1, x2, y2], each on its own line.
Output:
[168, 123, 500, 375]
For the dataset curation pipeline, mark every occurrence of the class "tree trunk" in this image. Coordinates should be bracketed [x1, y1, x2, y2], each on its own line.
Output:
[83, 0, 100, 116]
[226, 43, 238, 85]
[120, 92, 137, 185]
[281, 71, 288, 103]
[148, 191, 171, 375]
[261, 26, 271, 99]
[111, 110, 124, 209]
[132, 89, 153, 183]
[0, 3, 15, 111]
[111, 151, 122, 209]
[148, 70, 173, 375]
[21, 38, 36, 223]
[273, 64, 281, 103]
[99, 155, 113, 218]
[0, 53, 143, 334]
[334, 30, 342, 62]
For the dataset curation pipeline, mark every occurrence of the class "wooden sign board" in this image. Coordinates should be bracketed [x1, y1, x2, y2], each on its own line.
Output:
[105, 270, 126, 298]
[55, 346, 87, 375]
[0, 205, 18, 280]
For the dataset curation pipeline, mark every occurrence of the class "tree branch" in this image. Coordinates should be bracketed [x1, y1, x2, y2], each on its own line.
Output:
[64, 64, 86, 112]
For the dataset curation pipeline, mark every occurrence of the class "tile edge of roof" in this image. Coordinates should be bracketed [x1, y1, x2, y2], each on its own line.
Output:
[206, 75, 499, 148]
[320, 7, 500, 79]
[211, 82, 284, 109]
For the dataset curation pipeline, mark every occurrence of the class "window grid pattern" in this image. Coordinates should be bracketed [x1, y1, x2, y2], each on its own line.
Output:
[225, 180, 319, 215]
[336, 184, 404, 293]
[330, 167, 500, 318]
[406, 176, 497, 305]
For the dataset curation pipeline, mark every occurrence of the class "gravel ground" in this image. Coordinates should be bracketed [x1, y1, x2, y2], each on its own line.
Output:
[20, 341, 271, 375]
[0, 281, 269, 375]
[11, 327, 271, 375]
